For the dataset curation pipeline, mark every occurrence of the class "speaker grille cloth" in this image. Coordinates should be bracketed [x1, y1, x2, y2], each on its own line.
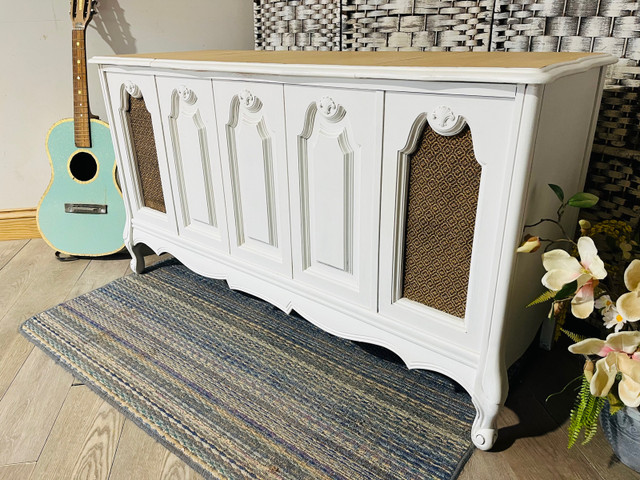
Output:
[402, 124, 481, 319]
[127, 96, 166, 213]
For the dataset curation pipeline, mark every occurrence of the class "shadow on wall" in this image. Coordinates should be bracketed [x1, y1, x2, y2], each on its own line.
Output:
[90, 0, 136, 54]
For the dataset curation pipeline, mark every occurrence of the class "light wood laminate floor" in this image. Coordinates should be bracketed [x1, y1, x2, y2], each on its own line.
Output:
[0, 238, 638, 479]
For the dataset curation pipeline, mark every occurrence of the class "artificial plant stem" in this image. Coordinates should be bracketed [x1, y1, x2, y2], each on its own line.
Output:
[524, 218, 573, 244]
[557, 202, 566, 223]
[539, 238, 577, 252]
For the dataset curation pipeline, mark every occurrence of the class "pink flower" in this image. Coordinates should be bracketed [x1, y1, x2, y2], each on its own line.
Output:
[541, 237, 607, 318]
[569, 331, 640, 407]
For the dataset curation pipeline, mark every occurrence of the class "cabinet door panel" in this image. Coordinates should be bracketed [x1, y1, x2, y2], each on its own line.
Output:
[308, 134, 352, 272]
[156, 77, 228, 252]
[104, 72, 176, 234]
[379, 91, 519, 349]
[234, 121, 275, 245]
[214, 81, 291, 276]
[285, 86, 383, 309]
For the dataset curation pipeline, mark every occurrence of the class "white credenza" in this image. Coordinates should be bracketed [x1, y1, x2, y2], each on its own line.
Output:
[92, 50, 616, 450]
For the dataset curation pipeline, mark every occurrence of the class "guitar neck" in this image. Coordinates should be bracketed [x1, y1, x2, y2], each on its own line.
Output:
[72, 28, 91, 148]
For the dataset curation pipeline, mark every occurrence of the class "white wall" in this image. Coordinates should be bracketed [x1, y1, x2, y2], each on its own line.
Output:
[0, 0, 254, 210]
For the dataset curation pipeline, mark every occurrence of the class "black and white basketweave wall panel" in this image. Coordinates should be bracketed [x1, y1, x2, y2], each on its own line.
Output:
[342, 0, 495, 51]
[491, 0, 640, 226]
[254, 0, 496, 51]
[254, 0, 342, 50]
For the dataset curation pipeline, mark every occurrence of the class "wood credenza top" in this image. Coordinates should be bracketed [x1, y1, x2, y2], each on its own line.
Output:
[91, 50, 617, 84]
[113, 50, 603, 68]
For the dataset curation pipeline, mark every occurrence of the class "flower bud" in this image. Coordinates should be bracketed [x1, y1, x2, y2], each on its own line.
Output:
[584, 359, 594, 382]
[517, 235, 541, 253]
[579, 219, 591, 236]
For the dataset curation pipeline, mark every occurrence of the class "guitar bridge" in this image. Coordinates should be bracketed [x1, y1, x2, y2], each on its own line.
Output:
[64, 203, 108, 214]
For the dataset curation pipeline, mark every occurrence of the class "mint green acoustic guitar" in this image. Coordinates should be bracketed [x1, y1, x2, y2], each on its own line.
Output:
[37, 1, 125, 257]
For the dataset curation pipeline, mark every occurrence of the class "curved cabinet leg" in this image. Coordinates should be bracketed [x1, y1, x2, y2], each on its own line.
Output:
[471, 397, 500, 450]
[127, 242, 146, 274]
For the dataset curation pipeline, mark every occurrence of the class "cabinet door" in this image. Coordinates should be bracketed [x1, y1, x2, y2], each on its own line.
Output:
[156, 77, 228, 252]
[379, 91, 519, 350]
[285, 86, 383, 309]
[213, 81, 291, 276]
[105, 72, 177, 235]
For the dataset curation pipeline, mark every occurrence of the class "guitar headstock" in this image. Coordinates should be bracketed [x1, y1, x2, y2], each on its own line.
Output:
[70, 0, 97, 30]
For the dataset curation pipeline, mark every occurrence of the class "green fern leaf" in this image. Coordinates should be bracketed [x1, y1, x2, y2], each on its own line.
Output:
[527, 290, 556, 308]
[566, 374, 606, 447]
[582, 396, 605, 445]
[561, 329, 587, 344]
[568, 383, 586, 447]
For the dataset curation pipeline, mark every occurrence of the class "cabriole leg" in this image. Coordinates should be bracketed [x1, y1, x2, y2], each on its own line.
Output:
[471, 398, 500, 450]
[127, 242, 145, 274]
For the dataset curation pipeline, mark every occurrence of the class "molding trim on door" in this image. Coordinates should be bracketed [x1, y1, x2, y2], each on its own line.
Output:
[0, 208, 41, 241]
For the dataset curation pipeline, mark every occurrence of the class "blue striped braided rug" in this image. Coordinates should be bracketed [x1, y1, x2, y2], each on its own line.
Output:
[21, 259, 475, 479]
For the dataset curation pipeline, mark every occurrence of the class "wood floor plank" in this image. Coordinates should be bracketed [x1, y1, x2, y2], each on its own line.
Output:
[108, 421, 165, 479]
[459, 451, 517, 480]
[70, 400, 125, 480]
[0, 462, 35, 480]
[0, 348, 73, 465]
[460, 387, 607, 480]
[0, 240, 89, 398]
[159, 452, 205, 480]
[30, 386, 125, 480]
[65, 255, 131, 301]
[0, 239, 65, 320]
[574, 420, 640, 480]
[0, 239, 28, 271]
[108, 420, 203, 480]
[0, 335, 33, 402]
[144, 252, 171, 270]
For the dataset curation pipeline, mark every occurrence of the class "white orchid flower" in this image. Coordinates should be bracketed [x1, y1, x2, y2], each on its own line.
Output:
[594, 294, 614, 313]
[603, 306, 629, 332]
[569, 331, 640, 407]
[617, 259, 640, 323]
[569, 331, 640, 357]
[617, 353, 640, 407]
[541, 237, 607, 318]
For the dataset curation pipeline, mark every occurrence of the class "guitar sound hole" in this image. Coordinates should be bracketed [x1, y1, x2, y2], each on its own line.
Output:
[69, 151, 98, 182]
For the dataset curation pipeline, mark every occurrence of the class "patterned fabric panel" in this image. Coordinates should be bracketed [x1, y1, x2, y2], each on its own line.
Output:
[254, 0, 342, 50]
[127, 96, 166, 214]
[402, 124, 481, 319]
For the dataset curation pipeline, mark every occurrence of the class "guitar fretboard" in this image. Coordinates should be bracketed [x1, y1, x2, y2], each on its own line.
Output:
[73, 28, 91, 148]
